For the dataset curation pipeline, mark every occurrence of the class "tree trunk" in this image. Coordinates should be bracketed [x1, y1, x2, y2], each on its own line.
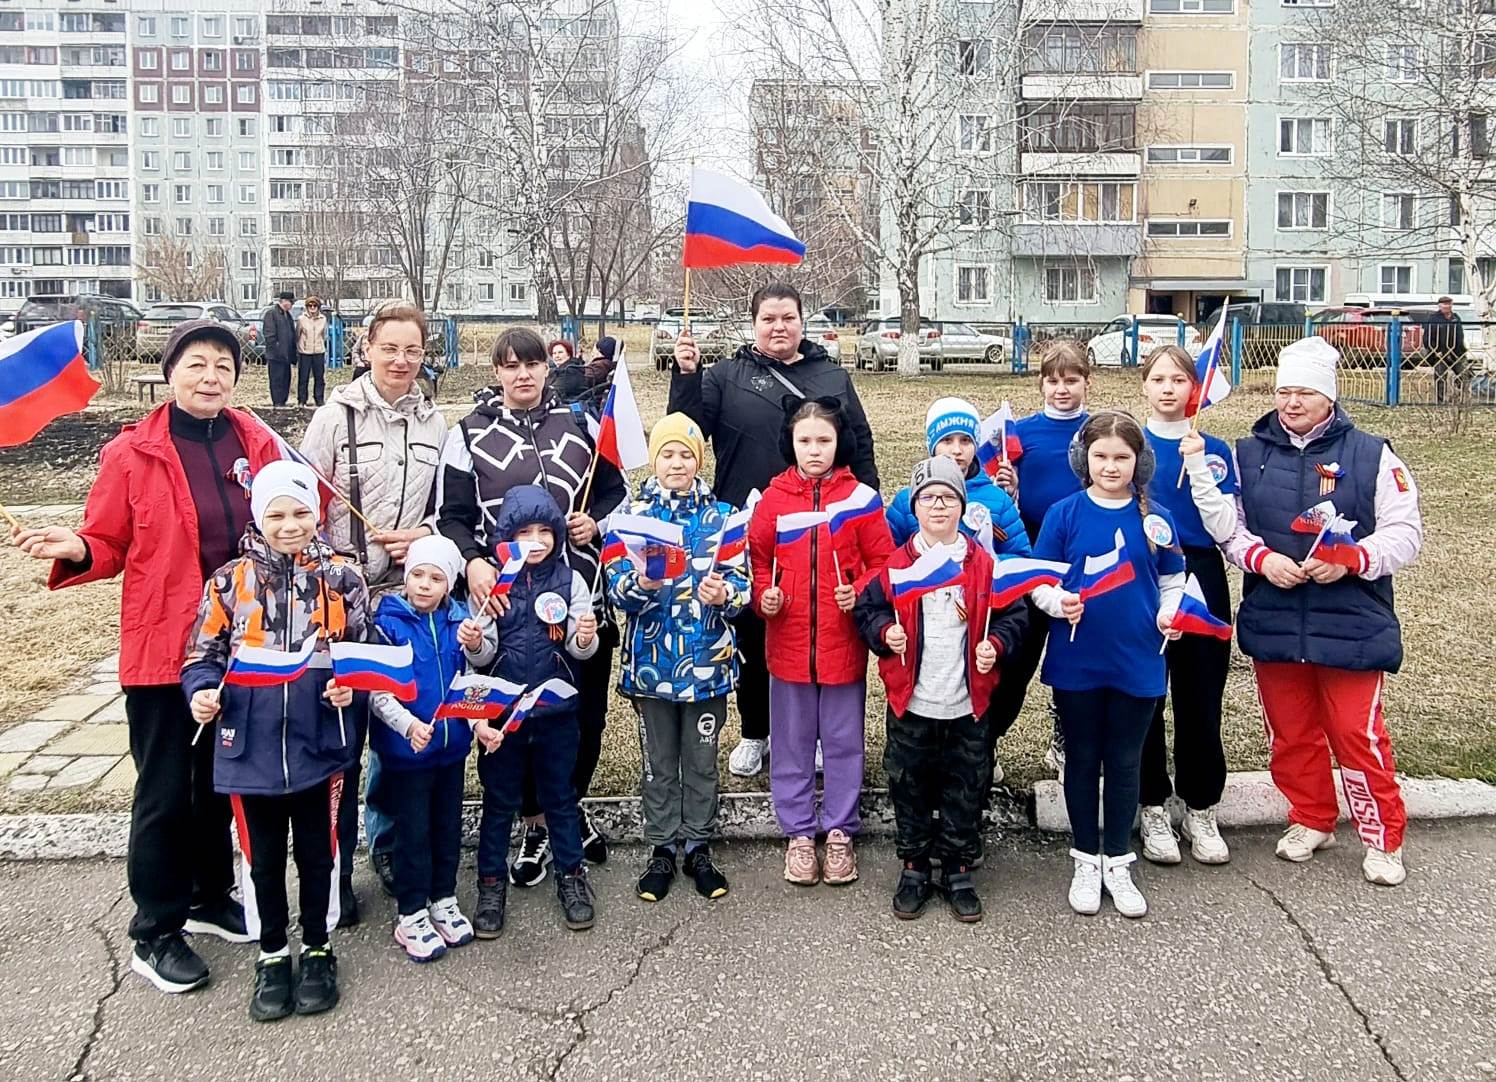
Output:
[896, 262, 922, 377]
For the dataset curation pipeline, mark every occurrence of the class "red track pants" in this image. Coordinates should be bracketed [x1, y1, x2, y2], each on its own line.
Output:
[1253, 660, 1406, 852]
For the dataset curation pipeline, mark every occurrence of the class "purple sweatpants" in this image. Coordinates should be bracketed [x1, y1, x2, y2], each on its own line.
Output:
[768, 677, 867, 838]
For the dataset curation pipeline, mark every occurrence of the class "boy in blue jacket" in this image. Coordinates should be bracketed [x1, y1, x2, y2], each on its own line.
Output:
[370, 535, 497, 963]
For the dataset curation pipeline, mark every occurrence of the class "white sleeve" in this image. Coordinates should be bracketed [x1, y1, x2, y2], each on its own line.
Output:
[1360, 445, 1424, 580]
[1221, 448, 1274, 574]
[1183, 450, 1238, 545]
[1030, 584, 1072, 619]
[1157, 571, 1187, 621]
[370, 691, 418, 737]
[565, 570, 599, 660]
[435, 424, 472, 511]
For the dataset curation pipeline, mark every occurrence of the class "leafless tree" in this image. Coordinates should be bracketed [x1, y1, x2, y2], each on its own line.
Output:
[134, 233, 228, 302]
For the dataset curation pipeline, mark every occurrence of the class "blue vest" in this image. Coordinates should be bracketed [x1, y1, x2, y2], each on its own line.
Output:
[1235, 409, 1402, 673]
[491, 556, 578, 716]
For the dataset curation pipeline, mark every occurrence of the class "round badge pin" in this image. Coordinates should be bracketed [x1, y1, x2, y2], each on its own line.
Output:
[1205, 453, 1229, 485]
[534, 591, 569, 625]
[1143, 513, 1174, 547]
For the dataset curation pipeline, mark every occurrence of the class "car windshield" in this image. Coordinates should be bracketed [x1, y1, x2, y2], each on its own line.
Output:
[16, 297, 79, 320]
[143, 304, 205, 321]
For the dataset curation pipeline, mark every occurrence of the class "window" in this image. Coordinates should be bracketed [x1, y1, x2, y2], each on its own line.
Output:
[170, 50, 190, 72]
[956, 265, 990, 304]
[208, 217, 225, 237]
[170, 16, 188, 38]
[203, 52, 223, 73]
[0, 181, 27, 199]
[172, 118, 191, 139]
[1025, 25, 1138, 74]
[171, 85, 192, 105]
[1281, 44, 1331, 81]
[141, 150, 160, 170]
[137, 16, 157, 36]
[139, 116, 159, 137]
[238, 184, 257, 204]
[143, 183, 160, 204]
[1149, 0, 1234, 11]
[1275, 266, 1328, 303]
[203, 16, 224, 38]
[203, 85, 224, 105]
[95, 213, 127, 232]
[207, 151, 224, 170]
[206, 119, 223, 138]
[207, 184, 224, 204]
[240, 217, 258, 236]
[240, 282, 257, 304]
[139, 84, 160, 104]
[173, 151, 191, 170]
[1023, 181, 1136, 222]
[96, 180, 126, 199]
[959, 114, 995, 154]
[175, 217, 193, 236]
[1021, 102, 1136, 153]
[1146, 219, 1232, 237]
[238, 151, 256, 170]
[173, 183, 191, 203]
[1379, 265, 1413, 294]
[1382, 192, 1415, 229]
[234, 16, 257, 39]
[480, 282, 496, 302]
[1044, 265, 1098, 303]
[139, 51, 159, 71]
[1146, 71, 1234, 89]
[1279, 117, 1331, 156]
[1283, 0, 1333, 5]
[508, 283, 528, 303]
[958, 189, 994, 228]
[1146, 145, 1232, 164]
[957, 39, 992, 76]
[1277, 191, 1330, 228]
[234, 50, 256, 72]
[61, 147, 93, 166]
[1382, 118, 1416, 155]
[1386, 44, 1418, 82]
[240, 250, 258, 270]
[237, 118, 255, 137]
[143, 217, 161, 236]
[236, 84, 256, 104]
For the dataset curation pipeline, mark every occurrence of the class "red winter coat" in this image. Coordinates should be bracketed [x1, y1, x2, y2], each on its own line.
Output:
[49, 404, 282, 686]
[748, 465, 894, 685]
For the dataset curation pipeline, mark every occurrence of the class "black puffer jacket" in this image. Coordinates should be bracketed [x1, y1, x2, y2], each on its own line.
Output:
[667, 339, 879, 508]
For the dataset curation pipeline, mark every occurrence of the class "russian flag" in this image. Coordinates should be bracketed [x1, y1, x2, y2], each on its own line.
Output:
[329, 640, 417, 701]
[223, 636, 320, 688]
[1167, 574, 1233, 640]
[434, 674, 527, 721]
[683, 167, 806, 269]
[500, 678, 578, 734]
[776, 510, 830, 546]
[714, 506, 751, 564]
[1307, 514, 1364, 570]
[595, 352, 649, 472]
[1291, 499, 1338, 535]
[0, 321, 100, 448]
[825, 483, 883, 537]
[602, 513, 688, 580]
[490, 539, 542, 597]
[976, 402, 1023, 477]
[990, 555, 1071, 609]
[1077, 529, 1137, 601]
[888, 543, 965, 602]
[1185, 305, 1232, 418]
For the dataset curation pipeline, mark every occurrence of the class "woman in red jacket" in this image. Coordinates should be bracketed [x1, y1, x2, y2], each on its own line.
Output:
[748, 397, 892, 887]
[14, 320, 281, 996]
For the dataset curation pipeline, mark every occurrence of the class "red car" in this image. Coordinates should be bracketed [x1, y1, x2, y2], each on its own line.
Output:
[1310, 307, 1422, 358]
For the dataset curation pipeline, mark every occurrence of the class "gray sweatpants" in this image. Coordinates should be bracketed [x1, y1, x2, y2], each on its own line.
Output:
[637, 696, 725, 848]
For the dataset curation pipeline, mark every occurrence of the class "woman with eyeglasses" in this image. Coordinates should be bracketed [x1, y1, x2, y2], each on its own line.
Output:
[300, 301, 450, 919]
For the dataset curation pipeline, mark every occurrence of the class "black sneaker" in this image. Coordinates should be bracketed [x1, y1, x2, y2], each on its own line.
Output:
[185, 895, 253, 944]
[248, 955, 294, 1022]
[336, 878, 360, 929]
[373, 851, 396, 898]
[556, 868, 595, 931]
[131, 932, 210, 994]
[474, 875, 508, 939]
[636, 846, 677, 903]
[509, 825, 551, 887]
[683, 845, 729, 900]
[938, 865, 984, 923]
[580, 808, 609, 865]
[891, 862, 933, 921]
[293, 947, 339, 1015]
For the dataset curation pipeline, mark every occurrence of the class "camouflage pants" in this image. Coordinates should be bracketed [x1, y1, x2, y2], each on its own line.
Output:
[883, 706, 987, 865]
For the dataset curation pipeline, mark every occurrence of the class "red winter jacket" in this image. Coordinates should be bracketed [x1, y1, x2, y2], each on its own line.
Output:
[748, 465, 894, 685]
[49, 404, 282, 686]
[852, 538, 1028, 719]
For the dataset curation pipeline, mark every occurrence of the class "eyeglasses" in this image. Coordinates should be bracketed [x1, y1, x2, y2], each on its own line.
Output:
[374, 345, 425, 362]
[915, 492, 958, 508]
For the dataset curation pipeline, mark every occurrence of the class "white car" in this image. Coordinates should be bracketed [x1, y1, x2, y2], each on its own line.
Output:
[803, 314, 843, 362]
[1087, 315, 1205, 368]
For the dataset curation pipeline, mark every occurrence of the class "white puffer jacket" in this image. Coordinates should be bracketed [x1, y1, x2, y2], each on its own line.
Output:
[300, 375, 449, 586]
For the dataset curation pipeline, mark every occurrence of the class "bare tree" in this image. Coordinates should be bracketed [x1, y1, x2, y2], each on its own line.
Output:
[134, 233, 228, 302]
[277, 190, 366, 308]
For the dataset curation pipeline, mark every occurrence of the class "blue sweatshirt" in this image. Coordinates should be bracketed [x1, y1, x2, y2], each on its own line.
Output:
[1144, 427, 1237, 550]
[1033, 491, 1185, 698]
[1013, 410, 1088, 537]
[885, 468, 1031, 556]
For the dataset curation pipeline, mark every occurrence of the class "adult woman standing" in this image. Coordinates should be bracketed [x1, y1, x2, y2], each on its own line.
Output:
[13, 321, 280, 994]
[669, 282, 880, 777]
[438, 326, 627, 890]
[296, 295, 329, 408]
[300, 301, 449, 915]
[1225, 337, 1423, 886]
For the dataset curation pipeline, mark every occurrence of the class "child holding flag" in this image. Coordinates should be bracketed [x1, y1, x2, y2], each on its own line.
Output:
[605, 414, 750, 903]
[1029, 411, 1187, 918]
[368, 535, 497, 963]
[748, 398, 893, 886]
[181, 460, 370, 1022]
[1137, 344, 1239, 867]
[854, 457, 1028, 922]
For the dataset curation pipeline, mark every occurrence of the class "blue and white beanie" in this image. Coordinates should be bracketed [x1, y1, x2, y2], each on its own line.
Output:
[925, 397, 981, 453]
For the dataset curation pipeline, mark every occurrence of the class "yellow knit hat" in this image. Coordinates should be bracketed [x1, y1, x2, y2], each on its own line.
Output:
[648, 412, 705, 463]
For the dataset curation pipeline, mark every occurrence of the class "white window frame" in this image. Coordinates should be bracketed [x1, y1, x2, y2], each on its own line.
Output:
[1145, 70, 1236, 90]
[139, 51, 159, 71]
[957, 188, 994, 229]
[1278, 116, 1332, 157]
[170, 85, 192, 105]
[141, 150, 160, 171]
[1145, 144, 1233, 165]
[1145, 218, 1234, 238]
[206, 184, 224, 205]
[1383, 118, 1416, 155]
[139, 117, 159, 138]
[958, 113, 996, 154]
[1280, 43, 1332, 81]
[1381, 191, 1416, 229]
[1043, 264, 1100, 304]
[1148, 0, 1236, 12]
[1276, 190, 1331, 229]
[1386, 43, 1419, 83]
[138, 84, 160, 104]
[955, 264, 991, 305]
[1378, 264, 1414, 294]
[203, 85, 224, 105]
[1274, 265, 1329, 303]
[137, 16, 157, 36]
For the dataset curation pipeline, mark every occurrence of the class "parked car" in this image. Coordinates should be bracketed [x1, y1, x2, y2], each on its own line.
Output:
[1309, 307, 1422, 360]
[1086, 315, 1205, 368]
[1221, 301, 1308, 327]
[650, 307, 744, 370]
[803, 313, 843, 363]
[931, 322, 1013, 365]
[136, 302, 254, 360]
[11, 293, 141, 361]
[855, 316, 943, 371]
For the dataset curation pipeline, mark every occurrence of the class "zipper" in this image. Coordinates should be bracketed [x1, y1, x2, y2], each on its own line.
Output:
[280, 550, 293, 789]
[809, 478, 821, 684]
[201, 416, 239, 547]
[428, 612, 447, 748]
[1297, 447, 1309, 663]
[393, 415, 410, 528]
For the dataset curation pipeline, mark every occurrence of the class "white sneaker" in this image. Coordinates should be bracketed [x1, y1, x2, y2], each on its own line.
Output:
[1362, 846, 1406, 886]
[428, 896, 475, 947]
[1139, 805, 1181, 865]
[814, 740, 824, 774]
[1043, 738, 1066, 775]
[991, 758, 1005, 786]
[394, 909, 447, 963]
[1067, 849, 1102, 915]
[1181, 806, 1231, 865]
[1275, 823, 1337, 863]
[1102, 853, 1148, 918]
[728, 737, 768, 777]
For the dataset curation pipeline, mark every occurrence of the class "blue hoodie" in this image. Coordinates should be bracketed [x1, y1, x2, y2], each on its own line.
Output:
[886, 466, 1031, 556]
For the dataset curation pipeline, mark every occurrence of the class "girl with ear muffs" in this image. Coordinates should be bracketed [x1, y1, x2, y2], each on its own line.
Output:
[1028, 410, 1188, 921]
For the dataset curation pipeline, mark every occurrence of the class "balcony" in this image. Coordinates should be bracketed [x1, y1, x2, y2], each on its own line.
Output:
[1021, 150, 1141, 176]
[1012, 222, 1141, 258]
[1022, 0, 1143, 21]
[1021, 73, 1142, 100]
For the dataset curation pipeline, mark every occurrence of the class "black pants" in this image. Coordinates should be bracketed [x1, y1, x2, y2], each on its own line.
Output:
[268, 359, 293, 407]
[521, 625, 616, 818]
[732, 607, 770, 741]
[387, 761, 465, 917]
[335, 703, 368, 883]
[1055, 687, 1158, 856]
[123, 685, 235, 942]
[883, 707, 987, 865]
[985, 598, 1047, 742]
[231, 775, 342, 954]
[480, 713, 584, 877]
[1140, 546, 1231, 810]
[297, 352, 326, 406]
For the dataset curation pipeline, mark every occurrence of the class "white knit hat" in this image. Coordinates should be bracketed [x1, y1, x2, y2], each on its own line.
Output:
[1276, 336, 1339, 402]
[924, 397, 980, 452]
[250, 460, 321, 529]
[403, 534, 464, 590]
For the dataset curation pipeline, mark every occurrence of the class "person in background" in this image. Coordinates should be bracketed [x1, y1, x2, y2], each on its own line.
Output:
[262, 291, 297, 408]
[1424, 295, 1467, 406]
[295, 296, 329, 408]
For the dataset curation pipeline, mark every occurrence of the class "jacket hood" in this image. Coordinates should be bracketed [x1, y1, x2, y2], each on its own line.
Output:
[638, 475, 715, 511]
[375, 591, 466, 630]
[333, 370, 435, 420]
[471, 384, 559, 421]
[492, 484, 567, 553]
[733, 338, 831, 369]
[1251, 404, 1356, 449]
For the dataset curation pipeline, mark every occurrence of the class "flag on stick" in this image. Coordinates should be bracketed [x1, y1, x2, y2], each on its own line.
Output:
[684, 168, 806, 269]
[0, 321, 99, 448]
[329, 641, 416, 700]
[887, 543, 965, 603]
[1165, 574, 1233, 642]
[222, 636, 320, 688]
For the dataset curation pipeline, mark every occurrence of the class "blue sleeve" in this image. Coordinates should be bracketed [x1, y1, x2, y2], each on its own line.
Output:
[991, 489, 1032, 556]
[885, 488, 916, 546]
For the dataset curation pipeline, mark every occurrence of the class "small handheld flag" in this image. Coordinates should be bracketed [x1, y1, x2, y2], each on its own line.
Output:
[595, 353, 649, 472]
[601, 512, 689, 580]
[1185, 305, 1232, 419]
[775, 511, 830, 546]
[222, 636, 320, 688]
[888, 543, 965, 602]
[500, 678, 578, 734]
[0, 321, 99, 448]
[977, 402, 1023, 477]
[1305, 513, 1363, 570]
[1291, 500, 1339, 536]
[435, 674, 527, 721]
[990, 556, 1070, 610]
[684, 168, 805, 269]
[490, 539, 542, 598]
[329, 641, 416, 701]
[824, 484, 883, 537]
[713, 506, 751, 565]
[1165, 574, 1233, 643]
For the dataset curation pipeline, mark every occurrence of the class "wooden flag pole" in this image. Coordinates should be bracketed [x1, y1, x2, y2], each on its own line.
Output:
[192, 655, 237, 746]
[683, 267, 692, 336]
[575, 450, 600, 515]
[0, 500, 20, 532]
[242, 407, 383, 534]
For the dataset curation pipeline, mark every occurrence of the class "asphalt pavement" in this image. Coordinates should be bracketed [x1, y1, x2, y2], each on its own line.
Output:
[3, 820, 1494, 1081]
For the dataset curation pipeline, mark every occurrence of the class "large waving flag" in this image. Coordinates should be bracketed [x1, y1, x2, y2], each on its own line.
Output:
[434, 674, 527, 721]
[1077, 529, 1136, 601]
[888, 543, 965, 602]
[684, 167, 805, 269]
[825, 483, 883, 537]
[976, 402, 1023, 477]
[595, 353, 649, 471]
[990, 555, 1070, 609]
[0, 321, 99, 447]
[1186, 305, 1232, 418]
[602, 512, 689, 580]
[500, 678, 578, 734]
[329, 640, 416, 700]
[223, 636, 319, 688]
[1166, 574, 1233, 640]
[775, 510, 830, 546]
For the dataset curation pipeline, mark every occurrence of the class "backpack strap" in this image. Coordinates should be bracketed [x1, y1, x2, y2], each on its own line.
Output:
[343, 404, 368, 564]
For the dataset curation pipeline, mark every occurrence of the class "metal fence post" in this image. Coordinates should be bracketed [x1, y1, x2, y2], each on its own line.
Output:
[1386, 318, 1402, 406]
[328, 316, 344, 369]
[85, 317, 101, 369]
[1013, 320, 1028, 373]
[445, 316, 459, 368]
[1230, 317, 1243, 385]
[1126, 320, 1140, 367]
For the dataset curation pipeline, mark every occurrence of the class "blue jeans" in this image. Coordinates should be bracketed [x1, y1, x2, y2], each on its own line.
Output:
[476, 711, 582, 879]
[387, 760, 465, 917]
[364, 747, 394, 857]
